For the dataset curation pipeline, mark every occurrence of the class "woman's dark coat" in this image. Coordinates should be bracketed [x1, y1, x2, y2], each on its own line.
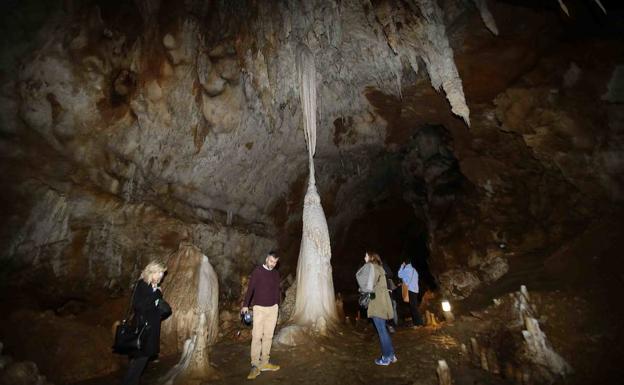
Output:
[131, 279, 164, 358]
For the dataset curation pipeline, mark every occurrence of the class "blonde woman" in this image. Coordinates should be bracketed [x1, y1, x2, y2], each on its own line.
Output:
[364, 251, 397, 366]
[121, 261, 169, 385]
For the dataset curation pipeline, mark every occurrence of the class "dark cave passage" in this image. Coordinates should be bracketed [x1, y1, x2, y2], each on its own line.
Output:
[331, 193, 429, 317]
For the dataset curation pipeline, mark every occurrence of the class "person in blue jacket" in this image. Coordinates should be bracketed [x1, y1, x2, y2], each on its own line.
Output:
[398, 260, 424, 327]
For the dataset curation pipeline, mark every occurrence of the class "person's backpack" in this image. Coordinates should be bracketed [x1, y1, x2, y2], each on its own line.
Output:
[356, 263, 381, 309]
[356, 263, 375, 293]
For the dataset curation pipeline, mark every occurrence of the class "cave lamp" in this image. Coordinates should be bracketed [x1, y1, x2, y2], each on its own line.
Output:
[441, 300, 455, 322]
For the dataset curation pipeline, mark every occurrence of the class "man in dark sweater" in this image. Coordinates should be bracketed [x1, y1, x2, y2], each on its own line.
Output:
[241, 251, 281, 380]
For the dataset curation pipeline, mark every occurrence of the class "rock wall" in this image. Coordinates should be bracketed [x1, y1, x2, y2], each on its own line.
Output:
[0, 0, 478, 297]
[366, 2, 624, 299]
[4, 180, 274, 298]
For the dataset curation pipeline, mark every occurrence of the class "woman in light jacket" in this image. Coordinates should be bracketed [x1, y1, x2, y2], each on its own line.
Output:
[364, 251, 397, 366]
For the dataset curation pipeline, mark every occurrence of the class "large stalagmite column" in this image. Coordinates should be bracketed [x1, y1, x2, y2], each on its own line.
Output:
[289, 43, 338, 333]
[159, 242, 219, 384]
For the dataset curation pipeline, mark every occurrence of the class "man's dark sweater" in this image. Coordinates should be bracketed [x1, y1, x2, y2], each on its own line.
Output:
[243, 265, 280, 307]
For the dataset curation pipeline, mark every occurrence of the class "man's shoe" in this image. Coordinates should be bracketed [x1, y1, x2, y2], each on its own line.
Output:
[389, 355, 398, 363]
[247, 366, 261, 380]
[374, 357, 391, 366]
[259, 362, 281, 371]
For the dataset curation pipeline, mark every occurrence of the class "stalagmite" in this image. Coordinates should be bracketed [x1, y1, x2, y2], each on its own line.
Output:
[522, 316, 572, 381]
[436, 360, 452, 385]
[335, 293, 345, 322]
[288, 43, 338, 333]
[159, 243, 219, 383]
[159, 314, 210, 385]
[425, 310, 439, 326]
[480, 348, 489, 371]
[470, 337, 481, 366]
[460, 343, 468, 359]
[487, 347, 500, 374]
[512, 286, 572, 382]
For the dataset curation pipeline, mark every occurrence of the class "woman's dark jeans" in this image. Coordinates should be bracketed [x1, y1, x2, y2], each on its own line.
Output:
[409, 291, 424, 326]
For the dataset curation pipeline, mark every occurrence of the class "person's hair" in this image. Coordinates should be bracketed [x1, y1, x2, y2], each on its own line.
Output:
[366, 251, 382, 265]
[403, 258, 416, 269]
[140, 261, 167, 283]
[267, 250, 278, 259]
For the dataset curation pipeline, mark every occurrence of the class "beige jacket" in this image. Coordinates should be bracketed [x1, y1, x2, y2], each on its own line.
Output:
[367, 264, 394, 320]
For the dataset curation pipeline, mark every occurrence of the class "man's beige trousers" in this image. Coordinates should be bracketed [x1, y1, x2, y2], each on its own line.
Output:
[251, 304, 278, 367]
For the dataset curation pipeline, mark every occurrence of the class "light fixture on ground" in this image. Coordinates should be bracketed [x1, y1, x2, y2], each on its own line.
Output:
[441, 300, 455, 322]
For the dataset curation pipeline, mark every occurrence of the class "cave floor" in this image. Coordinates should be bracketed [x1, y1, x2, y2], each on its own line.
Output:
[73, 282, 624, 385]
[75, 322, 508, 385]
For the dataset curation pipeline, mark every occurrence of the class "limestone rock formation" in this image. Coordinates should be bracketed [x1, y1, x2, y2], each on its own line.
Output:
[289, 43, 338, 334]
[159, 243, 219, 382]
[464, 286, 573, 384]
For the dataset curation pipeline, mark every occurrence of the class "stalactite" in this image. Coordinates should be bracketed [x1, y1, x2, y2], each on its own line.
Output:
[368, 0, 471, 125]
[413, 0, 471, 125]
[473, 0, 499, 36]
[557, 0, 607, 16]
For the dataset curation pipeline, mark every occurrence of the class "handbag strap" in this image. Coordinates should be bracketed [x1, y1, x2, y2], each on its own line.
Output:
[373, 266, 382, 289]
[124, 280, 139, 321]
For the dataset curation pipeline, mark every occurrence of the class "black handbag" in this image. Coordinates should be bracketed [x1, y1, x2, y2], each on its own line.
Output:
[112, 282, 148, 355]
[358, 291, 376, 308]
[157, 299, 172, 319]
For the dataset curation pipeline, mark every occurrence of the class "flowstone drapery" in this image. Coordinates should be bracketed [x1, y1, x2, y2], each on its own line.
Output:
[287, 43, 338, 334]
[159, 243, 219, 384]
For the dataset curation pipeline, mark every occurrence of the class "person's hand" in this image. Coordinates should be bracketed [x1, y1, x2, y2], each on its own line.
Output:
[401, 262, 406, 267]
[241, 307, 249, 314]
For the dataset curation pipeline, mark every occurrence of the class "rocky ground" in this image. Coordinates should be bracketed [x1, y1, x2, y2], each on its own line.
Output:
[74, 323, 496, 385]
[70, 287, 622, 385]
[1, 281, 621, 385]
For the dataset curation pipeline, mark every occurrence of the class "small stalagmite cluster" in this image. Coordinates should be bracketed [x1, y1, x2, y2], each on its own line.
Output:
[460, 286, 572, 385]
